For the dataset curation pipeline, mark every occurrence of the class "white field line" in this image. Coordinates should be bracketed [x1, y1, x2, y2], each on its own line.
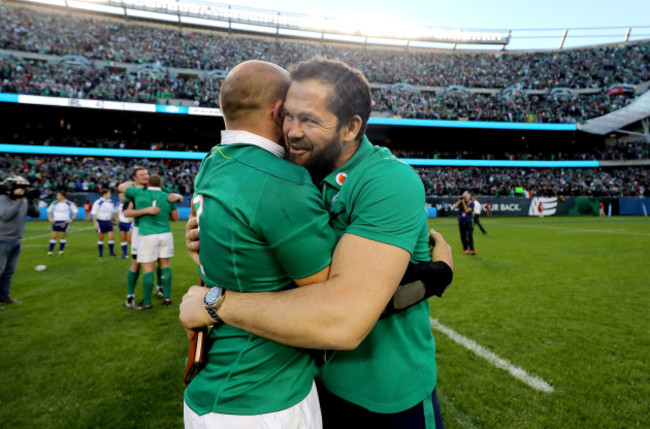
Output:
[431, 318, 554, 393]
[512, 223, 650, 237]
[22, 227, 95, 241]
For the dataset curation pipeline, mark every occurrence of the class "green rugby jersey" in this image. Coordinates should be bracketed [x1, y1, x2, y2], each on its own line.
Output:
[124, 187, 177, 235]
[185, 141, 337, 415]
[316, 136, 436, 413]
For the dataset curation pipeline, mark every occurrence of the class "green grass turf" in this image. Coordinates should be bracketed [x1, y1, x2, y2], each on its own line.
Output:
[1, 217, 648, 428]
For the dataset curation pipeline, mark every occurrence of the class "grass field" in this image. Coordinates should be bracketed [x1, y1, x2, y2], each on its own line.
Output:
[1, 217, 648, 428]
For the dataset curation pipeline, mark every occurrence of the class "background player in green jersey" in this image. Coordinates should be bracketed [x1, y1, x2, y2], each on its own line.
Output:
[119, 168, 183, 308]
[124, 175, 179, 310]
[181, 58, 453, 428]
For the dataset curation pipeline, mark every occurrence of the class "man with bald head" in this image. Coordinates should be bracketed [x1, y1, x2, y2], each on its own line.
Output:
[183, 60, 337, 427]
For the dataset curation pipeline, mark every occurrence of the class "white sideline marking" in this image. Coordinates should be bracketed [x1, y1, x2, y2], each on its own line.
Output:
[23, 227, 95, 241]
[516, 224, 650, 237]
[431, 318, 554, 393]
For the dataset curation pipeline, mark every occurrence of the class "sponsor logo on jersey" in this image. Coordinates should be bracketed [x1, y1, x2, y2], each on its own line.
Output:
[335, 172, 347, 187]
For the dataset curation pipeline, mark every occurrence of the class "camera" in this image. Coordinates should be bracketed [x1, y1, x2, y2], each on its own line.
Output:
[0, 175, 40, 200]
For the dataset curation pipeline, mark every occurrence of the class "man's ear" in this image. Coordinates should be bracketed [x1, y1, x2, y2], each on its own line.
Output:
[341, 115, 363, 144]
[271, 99, 285, 128]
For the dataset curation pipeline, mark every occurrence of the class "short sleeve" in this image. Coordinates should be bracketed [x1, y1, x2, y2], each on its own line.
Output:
[346, 163, 425, 255]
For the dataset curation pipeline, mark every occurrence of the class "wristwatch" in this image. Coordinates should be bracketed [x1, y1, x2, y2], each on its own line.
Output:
[204, 287, 225, 325]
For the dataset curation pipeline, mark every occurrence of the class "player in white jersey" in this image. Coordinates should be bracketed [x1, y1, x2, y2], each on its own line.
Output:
[116, 192, 133, 259]
[46, 191, 78, 256]
[91, 189, 116, 258]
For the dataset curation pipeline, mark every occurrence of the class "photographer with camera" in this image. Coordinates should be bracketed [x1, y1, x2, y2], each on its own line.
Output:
[454, 191, 476, 255]
[0, 175, 40, 307]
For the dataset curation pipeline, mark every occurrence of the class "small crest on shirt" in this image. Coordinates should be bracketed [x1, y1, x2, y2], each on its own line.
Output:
[335, 172, 347, 187]
[331, 193, 339, 206]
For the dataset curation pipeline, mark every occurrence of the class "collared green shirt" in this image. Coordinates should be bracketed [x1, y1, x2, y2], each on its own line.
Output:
[317, 136, 436, 413]
[185, 142, 337, 416]
[124, 186, 177, 235]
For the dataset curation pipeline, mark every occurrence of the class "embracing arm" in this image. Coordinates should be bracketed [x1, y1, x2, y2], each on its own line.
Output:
[123, 202, 160, 218]
[381, 229, 454, 317]
[180, 233, 410, 350]
[117, 181, 135, 194]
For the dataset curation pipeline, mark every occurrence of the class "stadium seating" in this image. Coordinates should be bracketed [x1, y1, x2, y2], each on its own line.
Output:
[1, 4, 649, 123]
[2, 154, 647, 197]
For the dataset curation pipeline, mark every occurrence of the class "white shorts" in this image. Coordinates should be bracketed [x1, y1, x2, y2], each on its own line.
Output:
[183, 381, 322, 429]
[137, 232, 174, 263]
[131, 226, 139, 256]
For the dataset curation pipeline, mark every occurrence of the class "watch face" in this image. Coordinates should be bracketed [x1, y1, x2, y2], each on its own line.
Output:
[205, 287, 222, 304]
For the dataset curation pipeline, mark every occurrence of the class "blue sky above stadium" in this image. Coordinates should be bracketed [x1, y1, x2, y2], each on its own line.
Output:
[220, 0, 650, 50]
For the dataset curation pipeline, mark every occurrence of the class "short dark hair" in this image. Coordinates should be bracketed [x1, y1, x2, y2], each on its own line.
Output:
[148, 175, 162, 187]
[132, 166, 147, 179]
[289, 57, 371, 141]
[57, 191, 66, 198]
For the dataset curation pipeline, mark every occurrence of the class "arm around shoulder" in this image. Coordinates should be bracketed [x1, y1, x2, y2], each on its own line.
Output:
[218, 233, 411, 350]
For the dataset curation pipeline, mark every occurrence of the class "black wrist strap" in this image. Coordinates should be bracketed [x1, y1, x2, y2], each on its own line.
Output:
[381, 261, 453, 318]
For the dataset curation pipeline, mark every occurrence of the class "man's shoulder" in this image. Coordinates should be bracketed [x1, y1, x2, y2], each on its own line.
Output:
[204, 144, 313, 186]
[353, 145, 422, 191]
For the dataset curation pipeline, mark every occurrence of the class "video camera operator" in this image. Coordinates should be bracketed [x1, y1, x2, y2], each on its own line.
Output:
[0, 175, 40, 307]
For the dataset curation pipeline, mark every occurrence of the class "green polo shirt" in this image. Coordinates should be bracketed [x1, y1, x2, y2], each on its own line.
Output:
[124, 187, 177, 235]
[185, 143, 337, 415]
[317, 136, 436, 413]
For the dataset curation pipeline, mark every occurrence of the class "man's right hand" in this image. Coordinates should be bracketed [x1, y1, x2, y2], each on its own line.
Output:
[144, 206, 161, 215]
[185, 211, 200, 265]
[180, 286, 218, 338]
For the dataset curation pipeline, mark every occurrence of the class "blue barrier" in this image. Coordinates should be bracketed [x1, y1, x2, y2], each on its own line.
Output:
[618, 198, 650, 215]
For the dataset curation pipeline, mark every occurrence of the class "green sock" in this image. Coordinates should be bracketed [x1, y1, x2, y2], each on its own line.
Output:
[142, 272, 154, 306]
[161, 267, 172, 299]
[127, 270, 139, 296]
[156, 265, 163, 287]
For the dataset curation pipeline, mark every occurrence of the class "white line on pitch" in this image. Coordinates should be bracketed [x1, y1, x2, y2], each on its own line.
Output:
[431, 318, 554, 393]
[23, 227, 95, 241]
[514, 224, 650, 237]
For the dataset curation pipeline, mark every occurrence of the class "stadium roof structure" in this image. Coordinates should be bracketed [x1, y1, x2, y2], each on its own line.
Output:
[579, 91, 650, 142]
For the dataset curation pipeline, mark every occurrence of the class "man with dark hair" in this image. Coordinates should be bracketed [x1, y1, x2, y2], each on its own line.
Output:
[0, 175, 40, 306]
[181, 57, 451, 428]
[118, 166, 150, 306]
[119, 168, 183, 308]
[124, 175, 179, 310]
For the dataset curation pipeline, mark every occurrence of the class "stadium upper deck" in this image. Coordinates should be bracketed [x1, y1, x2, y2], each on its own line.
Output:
[1, 3, 648, 125]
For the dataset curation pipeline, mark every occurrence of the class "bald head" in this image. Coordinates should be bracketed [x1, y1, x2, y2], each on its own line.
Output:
[220, 61, 290, 129]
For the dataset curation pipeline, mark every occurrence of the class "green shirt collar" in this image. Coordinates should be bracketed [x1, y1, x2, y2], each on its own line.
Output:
[322, 136, 372, 189]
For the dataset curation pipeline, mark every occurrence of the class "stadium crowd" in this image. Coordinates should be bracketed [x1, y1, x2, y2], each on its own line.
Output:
[0, 155, 197, 198]
[1, 5, 649, 123]
[1, 153, 647, 198]
[392, 141, 650, 161]
[373, 89, 637, 123]
[416, 166, 649, 197]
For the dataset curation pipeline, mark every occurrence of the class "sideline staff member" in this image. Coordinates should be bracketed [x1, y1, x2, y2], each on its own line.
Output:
[0, 175, 40, 306]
